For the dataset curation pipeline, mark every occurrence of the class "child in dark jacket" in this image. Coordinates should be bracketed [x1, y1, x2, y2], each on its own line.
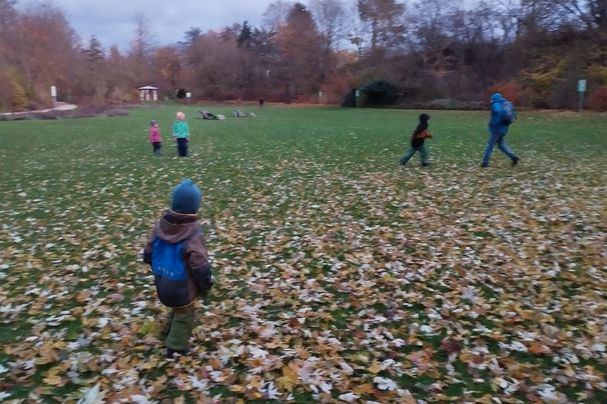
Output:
[143, 179, 213, 357]
[399, 113, 433, 167]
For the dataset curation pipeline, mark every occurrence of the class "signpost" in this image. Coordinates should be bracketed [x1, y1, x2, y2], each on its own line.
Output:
[355, 89, 360, 107]
[578, 79, 587, 112]
[50, 85, 57, 106]
[186, 92, 192, 104]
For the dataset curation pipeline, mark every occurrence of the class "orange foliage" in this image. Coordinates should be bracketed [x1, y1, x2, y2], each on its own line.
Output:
[588, 85, 607, 111]
[323, 71, 356, 104]
[486, 81, 523, 104]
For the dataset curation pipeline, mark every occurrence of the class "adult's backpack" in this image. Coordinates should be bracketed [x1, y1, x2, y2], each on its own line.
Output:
[502, 100, 517, 125]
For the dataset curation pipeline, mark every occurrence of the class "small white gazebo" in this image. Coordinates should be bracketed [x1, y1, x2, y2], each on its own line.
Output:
[138, 85, 158, 102]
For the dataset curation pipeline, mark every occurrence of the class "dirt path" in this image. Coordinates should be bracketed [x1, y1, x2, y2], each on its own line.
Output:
[0, 102, 77, 116]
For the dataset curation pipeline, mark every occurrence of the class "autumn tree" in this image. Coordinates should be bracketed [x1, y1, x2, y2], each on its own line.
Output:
[183, 31, 240, 100]
[0, 0, 19, 110]
[104, 46, 132, 101]
[275, 3, 325, 101]
[76, 35, 108, 101]
[15, 2, 81, 106]
[152, 46, 182, 95]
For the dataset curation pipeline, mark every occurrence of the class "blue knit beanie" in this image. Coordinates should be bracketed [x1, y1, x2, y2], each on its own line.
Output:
[171, 179, 202, 213]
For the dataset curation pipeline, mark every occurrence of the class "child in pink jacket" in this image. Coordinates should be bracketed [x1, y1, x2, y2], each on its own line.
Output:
[149, 120, 163, 155]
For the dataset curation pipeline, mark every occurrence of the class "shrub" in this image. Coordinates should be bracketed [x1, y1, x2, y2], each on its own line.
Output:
[0, 70, 28, 112]
[341, 89, 357, 107]
[358, 80, 400, 107]
[588, 85, 607, 111]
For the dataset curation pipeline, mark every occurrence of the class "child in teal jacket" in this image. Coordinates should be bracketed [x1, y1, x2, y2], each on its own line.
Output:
[173, 112, 190, 157]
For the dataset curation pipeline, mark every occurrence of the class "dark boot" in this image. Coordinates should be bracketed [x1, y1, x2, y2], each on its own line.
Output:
[166, 348, 189, 358]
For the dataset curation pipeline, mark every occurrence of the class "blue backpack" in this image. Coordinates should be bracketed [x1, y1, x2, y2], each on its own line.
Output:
[502, 100, 517, 125]
[151, 237, 189, 281]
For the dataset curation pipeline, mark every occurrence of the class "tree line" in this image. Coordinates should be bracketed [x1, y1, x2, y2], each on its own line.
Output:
[1, 0, 606, 112]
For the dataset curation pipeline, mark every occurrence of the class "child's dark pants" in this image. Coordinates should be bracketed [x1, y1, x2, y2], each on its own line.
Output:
[152, 142, 162, 155]
[177, 138, 188, 157]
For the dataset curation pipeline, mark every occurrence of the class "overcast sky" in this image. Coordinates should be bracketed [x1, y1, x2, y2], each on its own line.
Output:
[18, 0, 480, 51]
[18, 0, 280, 50]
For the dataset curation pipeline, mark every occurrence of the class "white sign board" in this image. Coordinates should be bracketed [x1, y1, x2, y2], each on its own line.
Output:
[50, 86, 57, 97]
[355, 89, 360, 98]
[186, 92, 192, 98]
[578, 79, 587, 93]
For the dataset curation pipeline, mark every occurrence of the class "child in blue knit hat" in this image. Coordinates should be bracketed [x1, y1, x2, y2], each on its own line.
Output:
[143, 179, 213, 357]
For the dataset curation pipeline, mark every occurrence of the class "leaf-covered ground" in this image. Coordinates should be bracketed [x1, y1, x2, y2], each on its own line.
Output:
[0, 106, 606, 403]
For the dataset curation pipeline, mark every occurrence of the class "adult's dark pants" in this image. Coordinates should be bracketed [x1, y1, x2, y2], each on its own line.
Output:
[177, 138, 188, 157]
[482, 130, 517, 166]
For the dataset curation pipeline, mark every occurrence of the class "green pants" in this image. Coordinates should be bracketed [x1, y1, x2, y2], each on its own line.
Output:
[400, 146, 429, 165]
[164, 304, 196, 351]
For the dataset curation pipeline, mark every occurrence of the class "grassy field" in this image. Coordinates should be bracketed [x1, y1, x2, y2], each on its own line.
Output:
[0, 104, 606, 402]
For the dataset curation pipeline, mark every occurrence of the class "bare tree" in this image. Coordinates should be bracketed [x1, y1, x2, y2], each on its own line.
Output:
[0, 0, 17, 61]
[129, 13, 155, 86]
[487, 0, 520, 44]
[357, 0, 407, 51]
[262, 0, 295, 31]
[344, 2, 367, 57]
[411, 0, 462, 41]
[0, 0, 16, 29]
[308, 0, 348, 50]
[554, 0, 607, 32]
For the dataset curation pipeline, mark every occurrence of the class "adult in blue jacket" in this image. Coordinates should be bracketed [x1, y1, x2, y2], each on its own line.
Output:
[481, 92, 519, 167]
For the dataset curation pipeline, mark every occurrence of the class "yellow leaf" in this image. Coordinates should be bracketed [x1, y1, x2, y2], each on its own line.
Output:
[277, 376, 295, 392]
[43, 368, 65, 386]
[353, 383, 374, 396]
[246, 376, 264, 390]
[283, 364, 298, 380]
[277, 364, 299, 391]
[368, 361, 382, 374]
[230, 385, 246, 393]
[141, 357, 159, 369]
[44, 374, 63, 386]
